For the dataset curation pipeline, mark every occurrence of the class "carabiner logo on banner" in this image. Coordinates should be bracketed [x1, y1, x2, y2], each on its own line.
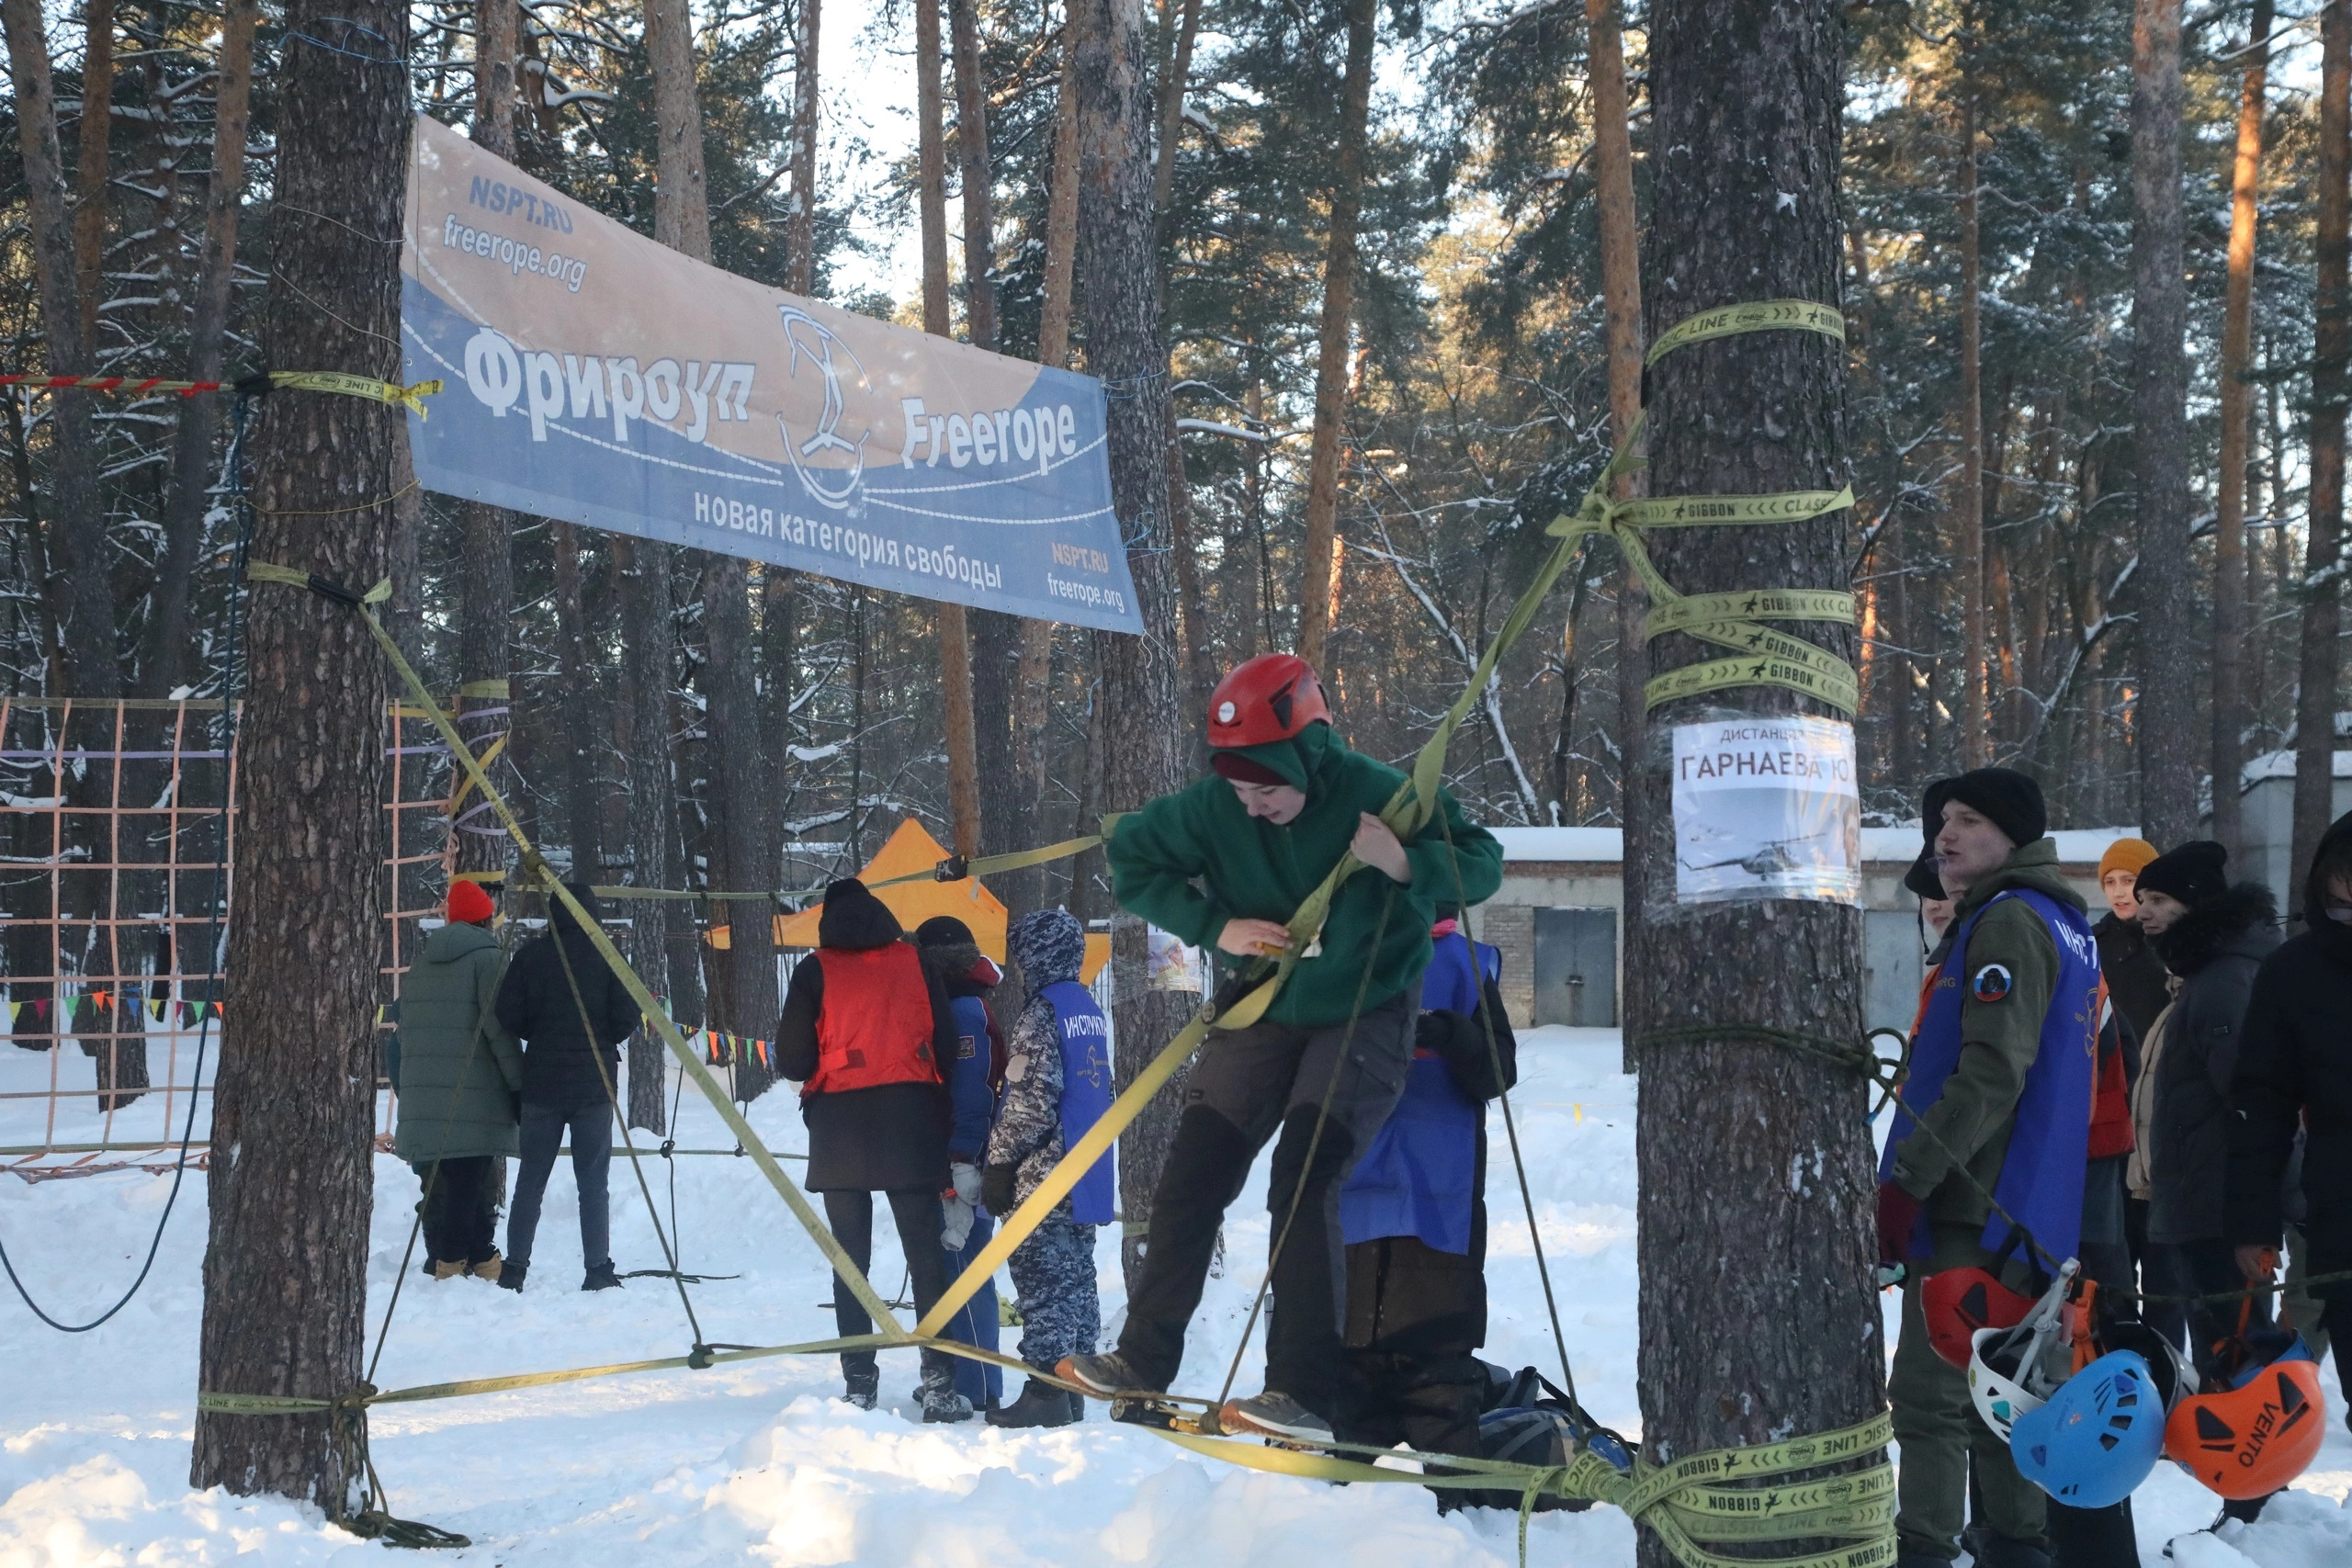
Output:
[775, 305, 873, 512]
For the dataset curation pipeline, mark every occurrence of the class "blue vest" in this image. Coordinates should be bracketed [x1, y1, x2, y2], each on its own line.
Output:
[1043, 980, 1115, 1225]
[1878, 889, 2102, 1265]
[1340, 931, 1497, 1254]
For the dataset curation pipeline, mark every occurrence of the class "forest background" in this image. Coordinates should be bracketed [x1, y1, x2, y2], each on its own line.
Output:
[2, 0, 2343, 1042]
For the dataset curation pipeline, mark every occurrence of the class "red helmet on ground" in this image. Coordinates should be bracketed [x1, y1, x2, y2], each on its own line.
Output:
[1923, 1268, 2035, 1370]
[1207, 654, 1331, 750]
[2163, 1336, 2327, 1499]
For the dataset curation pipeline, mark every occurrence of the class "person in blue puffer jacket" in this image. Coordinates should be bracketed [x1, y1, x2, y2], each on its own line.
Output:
[915, 917, 1007, 1415]
[1336, 905, 1516, 1461]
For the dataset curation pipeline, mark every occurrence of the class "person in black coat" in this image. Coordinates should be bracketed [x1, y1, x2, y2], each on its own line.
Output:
[2229, 810, 2352, 1417]
[495, 883, 640, 1294]
[2138, 842, 2281, 1384]
[775, 879, 970, 1422]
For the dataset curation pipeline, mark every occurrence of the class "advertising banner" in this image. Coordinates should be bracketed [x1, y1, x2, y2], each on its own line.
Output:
[1670, 715, 1860, 905]
[399, 114, 1142, 633]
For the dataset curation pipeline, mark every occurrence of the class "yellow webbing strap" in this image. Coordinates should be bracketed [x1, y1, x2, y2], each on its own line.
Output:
[245, 562, 907, 1335]
[1151, 1408, 1896, 1568]
[266, 370, 443, 417]
[1544, 299, 1858, 712]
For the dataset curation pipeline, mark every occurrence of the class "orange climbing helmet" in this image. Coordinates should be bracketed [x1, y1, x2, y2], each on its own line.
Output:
[2163, 1330, 2327, 1500]
[1924, 1268, 2037, 1370]
[1207, 654, 1331, 749]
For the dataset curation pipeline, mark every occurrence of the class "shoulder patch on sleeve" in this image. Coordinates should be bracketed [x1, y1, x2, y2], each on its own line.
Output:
[956, 1032, 977, 1060]
[1971, 964, 2015, 1004]
[1006, 1054, 1030, 1082]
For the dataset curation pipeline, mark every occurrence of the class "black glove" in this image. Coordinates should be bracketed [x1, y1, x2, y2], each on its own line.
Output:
[982, 1163, 1018, 1215]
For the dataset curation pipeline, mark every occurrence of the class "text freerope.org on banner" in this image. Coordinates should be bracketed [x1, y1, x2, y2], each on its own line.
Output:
[399, 113, 1142, 634]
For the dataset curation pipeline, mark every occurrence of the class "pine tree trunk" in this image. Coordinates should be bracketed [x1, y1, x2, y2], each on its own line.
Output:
[1150, 0, 1202, 224]
[549, 520, 605, 875]
[787, 0, 820, 295]
[3, 0, 117, 701]
[702, 559, 778, 1093]
[2214, 0, 2272, 860]
[188, 0, 409, 1508]
[1632, 0, 1883, 1552]
[1957, 43, 1989, 768]
[2132, 0, 2196, 844]
[1588, 0, 1645, 1067]
[73, 0, 113, 349]
[1293, 0, 1374, 669]
[946, 0, 1036, 900]
[1072, 0, 1194, 1292]
[615, 536, 675, 1132]
[2297, 0, 2350, 908]
[149, 0, 257, 694]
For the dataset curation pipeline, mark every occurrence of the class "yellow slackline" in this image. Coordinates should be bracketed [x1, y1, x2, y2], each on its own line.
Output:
[220, 303, 1891, 1568]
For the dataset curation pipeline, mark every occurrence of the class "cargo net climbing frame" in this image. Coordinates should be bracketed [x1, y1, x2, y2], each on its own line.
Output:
[1, 696, 478, 1174]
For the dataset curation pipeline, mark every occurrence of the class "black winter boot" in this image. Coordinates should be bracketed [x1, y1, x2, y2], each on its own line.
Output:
[498, 1260, 528, 1293]
[1971, 1533, 2053, 1568]
[987, 1378, 1077, 1429]
[842, 1366, 879, 1410]
[582, 1261, 622, 1292]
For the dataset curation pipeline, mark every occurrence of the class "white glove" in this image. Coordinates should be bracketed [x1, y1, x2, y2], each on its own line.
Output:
[950, 1161, 984, 1206]
[941, 1195, 976, 1252]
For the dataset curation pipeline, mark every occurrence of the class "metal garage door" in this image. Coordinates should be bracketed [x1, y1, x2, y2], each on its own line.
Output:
[1532, 907, 1618, 1027]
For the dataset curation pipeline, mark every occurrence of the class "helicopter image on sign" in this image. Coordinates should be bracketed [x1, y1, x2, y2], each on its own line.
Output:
[1679, 829, 1836, 879]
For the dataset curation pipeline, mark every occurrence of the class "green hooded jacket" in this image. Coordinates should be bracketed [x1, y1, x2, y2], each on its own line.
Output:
[393, 921, 525, 1163]
[1890, 837, 2087, 1254]
[1105, 724, 1504, 1027]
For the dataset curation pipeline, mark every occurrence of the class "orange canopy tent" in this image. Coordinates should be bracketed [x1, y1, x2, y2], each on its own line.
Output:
[706, 818, 1109, 981]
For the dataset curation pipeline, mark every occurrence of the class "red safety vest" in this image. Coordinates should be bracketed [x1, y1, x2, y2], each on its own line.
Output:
[806, 943, 940, 1097]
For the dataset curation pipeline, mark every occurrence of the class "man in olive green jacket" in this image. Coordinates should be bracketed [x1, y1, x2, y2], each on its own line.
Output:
[1879, 769, 2100, 1568]
[393, 883, 524, 1280]
[1059, 654, 1501, 1445]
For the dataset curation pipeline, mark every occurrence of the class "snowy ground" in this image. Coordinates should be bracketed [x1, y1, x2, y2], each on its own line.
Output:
[4, 1027, 2349, 1566]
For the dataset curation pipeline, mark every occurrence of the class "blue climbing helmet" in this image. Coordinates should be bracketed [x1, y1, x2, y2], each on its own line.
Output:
[2010, 1328, 2192, 1509]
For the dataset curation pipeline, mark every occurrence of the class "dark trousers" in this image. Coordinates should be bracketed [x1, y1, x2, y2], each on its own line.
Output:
[506, 1097, 614, 1273]
[2163, 1237, 2273, 1371]
[1116, 991, 1414, 1415]
[2126, 1197, 2188, 1350]
[420, 1155, 498, 1267]
[822, 1188, 956, 1385]
[1342, 1349, 1483, 1456]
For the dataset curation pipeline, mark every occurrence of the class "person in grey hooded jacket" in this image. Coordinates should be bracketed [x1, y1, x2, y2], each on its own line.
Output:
[393, 881, 522, 1280]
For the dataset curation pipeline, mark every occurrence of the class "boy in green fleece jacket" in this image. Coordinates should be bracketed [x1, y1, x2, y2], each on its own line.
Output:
[1058, 654, 1502, 1443]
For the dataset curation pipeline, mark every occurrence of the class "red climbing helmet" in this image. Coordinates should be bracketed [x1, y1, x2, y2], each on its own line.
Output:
[1924, 1268, 2037, 1370]
[1207, 654, 1331, 749]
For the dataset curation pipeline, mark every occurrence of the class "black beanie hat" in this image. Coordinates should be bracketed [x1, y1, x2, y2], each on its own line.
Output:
[1904, 846, 1947, 902]
[914, 915, 976, 948]
[1938, 767, 2047, 849]
[2136, 840, 2230, 908]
